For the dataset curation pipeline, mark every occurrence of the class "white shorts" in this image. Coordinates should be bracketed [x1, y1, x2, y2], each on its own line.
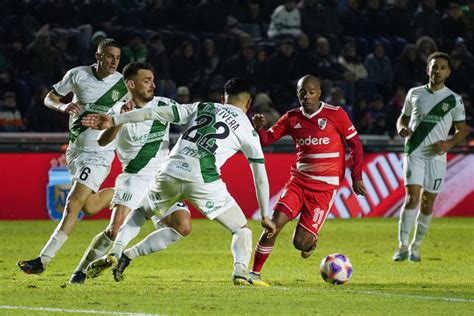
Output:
[403, 155, 446, 193]
[67, 149, 115, 192]
[112, 173, 154, 210]
[140, 172, 236, 220]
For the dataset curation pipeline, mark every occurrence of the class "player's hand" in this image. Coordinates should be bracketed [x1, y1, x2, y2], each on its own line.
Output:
[352, 180, 367, 196]
[261, 216, 276, 238]
[432, 140, 450, 155]
[398, 127, 412, 138]
[252, 114, 266, 130]
[81, 114, 113, 130]
[121, 99, 135, 113]
[61, 102, 83, 115]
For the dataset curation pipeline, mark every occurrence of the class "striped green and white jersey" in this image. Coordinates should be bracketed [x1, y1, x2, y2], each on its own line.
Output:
[402, 85, 465, 160]
[113, 101, 265, 183]
[113, 97, 173, 175]
[52, 65, 128, 152]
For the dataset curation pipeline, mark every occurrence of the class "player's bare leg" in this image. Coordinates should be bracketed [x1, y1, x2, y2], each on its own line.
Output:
[409, 190, 436, 262]
[293, 226, 318, 259]
[17, 181, 93, 274]
[393, 184, 421, 261]
[114, 209, 192, 282]
[250, 210, 290, 285]
[83, 188, 114, 216]
[69, 204, 131, 284]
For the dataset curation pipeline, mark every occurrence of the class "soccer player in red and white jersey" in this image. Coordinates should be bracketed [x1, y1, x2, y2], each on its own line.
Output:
[249, 75, 367, 286]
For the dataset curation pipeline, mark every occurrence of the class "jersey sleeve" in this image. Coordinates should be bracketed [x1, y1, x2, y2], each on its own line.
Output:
[257, 112, 289, 146]
[113, 100, 196, 125]
[241, 124, 265, 164]
[401, 88, 414, 117]
[452, 94, 466, 122]
[335, 108, 358, 141]
[51, 68, 76, 97]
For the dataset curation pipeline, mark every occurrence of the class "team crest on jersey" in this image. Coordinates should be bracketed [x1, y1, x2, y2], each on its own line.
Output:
[111, 89, 120, 101]
[318, 118, 327, 130]
[206, 201, 214, 209]
[442, 103, 449, 112]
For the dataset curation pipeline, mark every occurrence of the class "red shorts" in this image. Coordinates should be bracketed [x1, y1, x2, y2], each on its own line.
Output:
[275, 179, 337, 237]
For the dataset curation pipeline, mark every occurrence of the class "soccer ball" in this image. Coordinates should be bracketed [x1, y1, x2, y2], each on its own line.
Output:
[320, 253, 353, 285]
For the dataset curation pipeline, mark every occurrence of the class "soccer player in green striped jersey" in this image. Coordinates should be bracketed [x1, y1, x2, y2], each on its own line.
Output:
[83, 78, 276, 285]
[17, 39, 127, 275]
[393, 52, 468, 262]
[69, 62, 191, 284]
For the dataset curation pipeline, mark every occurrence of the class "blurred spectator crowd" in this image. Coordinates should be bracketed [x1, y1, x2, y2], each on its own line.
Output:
[1, 0, 474, 139]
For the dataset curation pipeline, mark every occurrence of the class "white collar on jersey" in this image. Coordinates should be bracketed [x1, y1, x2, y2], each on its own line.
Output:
[300, 102, 325, 119]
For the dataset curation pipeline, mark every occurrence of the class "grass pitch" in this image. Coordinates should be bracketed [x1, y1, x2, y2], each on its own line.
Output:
[0, 218, 473, 315]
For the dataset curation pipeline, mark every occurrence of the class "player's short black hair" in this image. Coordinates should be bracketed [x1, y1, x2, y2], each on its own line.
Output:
[97, 38, 121, 52]
[123, 62, 155, 80]
[427, 52, 452, 68]
[224, 78, 253, 96]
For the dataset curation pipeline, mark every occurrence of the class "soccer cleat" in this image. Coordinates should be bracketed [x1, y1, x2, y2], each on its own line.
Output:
[248, 271, 270, 287]
[409, 246, 421, 262]
[112, 254, 131, 282]
[232, 262, 251, 286]
[17, 257, 44, 274]
[69, 271, 87, 284]
[232, 275, 251, 286]
[301, 239, 318, 259]
[392, 246, 409, 261]
[86, 254, 118, 279]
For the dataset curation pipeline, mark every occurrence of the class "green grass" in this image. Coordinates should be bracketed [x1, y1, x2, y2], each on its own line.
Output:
[0, 218, 473, 315]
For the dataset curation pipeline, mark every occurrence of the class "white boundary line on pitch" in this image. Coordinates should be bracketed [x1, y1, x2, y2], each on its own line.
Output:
[272, 286, 474, 303]
[0, 305, 161, 315]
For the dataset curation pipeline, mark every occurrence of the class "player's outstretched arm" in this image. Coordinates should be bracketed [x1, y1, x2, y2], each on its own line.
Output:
[81, 114, 113, 130]
[261, 216, 276, 238]
[252, 114, 267, 130]
[97, 125, 123, 146]
[249, 162, 276, 238]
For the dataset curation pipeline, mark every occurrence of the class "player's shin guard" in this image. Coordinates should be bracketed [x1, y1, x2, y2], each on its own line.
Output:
[251, 241, 273, 273]
[398, 207, 417, 247]
[123, 227, 183, 260]
[411, 212, 433, 248]
[108, 208, 147, 257]
[231, 227, 252, 276]
[75, 231, 112, 273]
[39, 229, 68, 267]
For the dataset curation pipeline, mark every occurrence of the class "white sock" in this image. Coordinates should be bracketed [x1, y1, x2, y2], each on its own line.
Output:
[109, 208, 147, 257]
[39, 230, 68, 266]
[75, 231, 112, 273]
[398, 206, 417, 247]
[124, 227, 183, 260]
[411, 212, 433, 248]
[231, 227, 252, 275]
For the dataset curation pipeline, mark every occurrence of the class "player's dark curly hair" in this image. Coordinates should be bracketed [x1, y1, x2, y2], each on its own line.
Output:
[123, 62, 155, 80]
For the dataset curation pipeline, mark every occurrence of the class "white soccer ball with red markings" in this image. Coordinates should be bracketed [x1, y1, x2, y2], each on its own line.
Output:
[320, 253, 353, 285]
